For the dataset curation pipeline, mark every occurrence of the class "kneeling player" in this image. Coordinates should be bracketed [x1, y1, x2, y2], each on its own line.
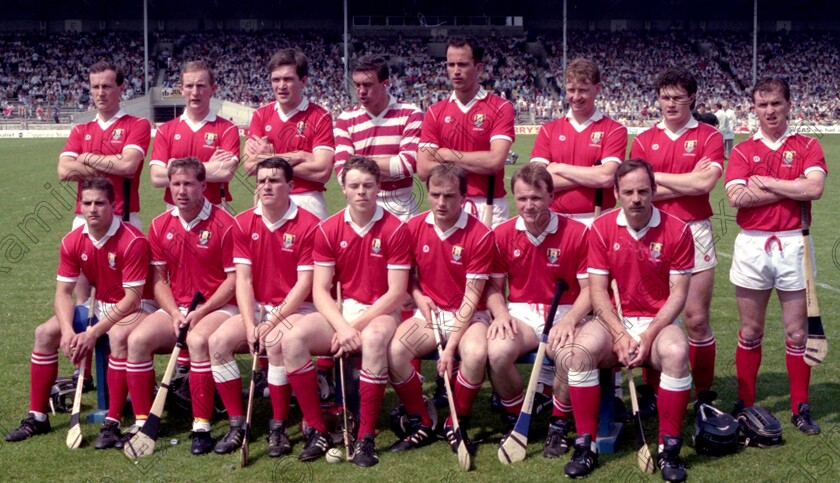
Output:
[281, 156, 411, 466]
[565, 160, 694, 481]
[125, 157, 237, 454]
[388, 163, 495, 455]
[5, 178, 151, 446]
[208, 157, 320, 456]
[486, 164, 590, 458]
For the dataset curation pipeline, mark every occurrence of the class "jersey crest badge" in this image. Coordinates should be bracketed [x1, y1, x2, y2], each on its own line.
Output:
[283, 233, 295, 249]
[108, 252, 117, 269]
[684, 140, 696, 153]
[372, 238, 381, 254]
[205, 133, 216, 145]
[198, 230, 211, 246]
[591, 132, 603, 144]
[474, 114, 485, 128]
[452, 245, 463, 262]
[783, 151, 795, 164]
[297, 121, 306, 134]
[649, 242, 663, 260]
[547, 248, 560, 264]
[112, 129, 124, 141]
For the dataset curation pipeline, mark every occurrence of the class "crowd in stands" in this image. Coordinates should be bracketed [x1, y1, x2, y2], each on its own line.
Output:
[2, 30, 838, 125]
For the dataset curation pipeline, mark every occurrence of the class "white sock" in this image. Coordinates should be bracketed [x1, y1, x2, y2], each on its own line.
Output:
[31, 411, 47, 422]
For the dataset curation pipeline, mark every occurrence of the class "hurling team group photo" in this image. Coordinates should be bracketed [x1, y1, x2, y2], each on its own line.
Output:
[1, 8, 837, 482]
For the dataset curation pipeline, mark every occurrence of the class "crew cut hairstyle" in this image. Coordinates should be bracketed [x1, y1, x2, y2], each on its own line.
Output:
[89, 60, 125, 86]
[510, 163, 554, 194]
[614, 158, 655, 191]
[447, 38, 484, 64]
[342, 155, 381, 184]
[81, 177, 115, 203]
[168, 156, 207, 182]
[256, 157, 294, 183]
[268, 48, 309, 79]
[427, 162, 468, 196]
[352, 55, 389, 82]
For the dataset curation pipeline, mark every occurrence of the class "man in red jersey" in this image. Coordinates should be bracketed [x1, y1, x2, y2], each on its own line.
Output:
[281, 156, 411, 466]
[530, 58, 627, 223]
[243, 48, 334, 220]
[387, 163, 495, 455]
[335, 54, 424, 222]
[417, 38, 515, 227]
[125, 157, 237, 455]
[486, 164, 590, 458]
[725, 77, 826, 435]
[57, 61, 151, 304]
[630, 68, 724, 400]
[5, 179, 149, 447]
[208, 157, 320, 457]
[150, 61, 240, 211]
[563, 159, 694, 481]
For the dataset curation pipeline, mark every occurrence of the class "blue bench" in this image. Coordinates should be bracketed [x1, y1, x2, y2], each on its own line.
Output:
[72, 304, 110, 423]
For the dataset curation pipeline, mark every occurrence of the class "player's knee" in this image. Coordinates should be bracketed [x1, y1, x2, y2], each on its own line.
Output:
[659, 342, 689, 369]
[33, 322, 59, 347]
[460, 339, 488, 366]
[784, 329, 806, 347]
[186, 332, 209, 355]
[487, 341, 516, 368]
[207, 330, 227, 354]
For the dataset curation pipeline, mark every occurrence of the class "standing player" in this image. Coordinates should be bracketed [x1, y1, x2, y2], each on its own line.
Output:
[530, 57, 627, 222]
[335, 55, 424, 221]
[125, 157, 237, 455]
[57, 61, 151, 303]
[417, 38, 515, 227]
[725, 77, 825, 434]
[564, 159, 694, 480]
[281, 156, 411, 467]
[208, 157, 320, 456]
[4, 178, 150, 447]
[388, 163, 495, 455]
[149, 61, 240, 210]
[486, 164, 590, 458]
[243, 48, 335, 220]
[630, 68, 724, 400]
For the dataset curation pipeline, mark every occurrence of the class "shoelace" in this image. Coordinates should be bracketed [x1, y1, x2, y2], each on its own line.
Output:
[357, 437, 375, 456]
[221, 427, 243, 443]
[407, 427, 429, 443]
[305, 430, 327, 449]
[546, 426, 566, 447]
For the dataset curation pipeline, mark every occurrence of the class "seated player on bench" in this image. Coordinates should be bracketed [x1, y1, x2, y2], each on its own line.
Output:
[282, 155, 411, 467]
[486, 163, 591, 458]
[566, 159, 694, 481]
[5, 178, 151, 447]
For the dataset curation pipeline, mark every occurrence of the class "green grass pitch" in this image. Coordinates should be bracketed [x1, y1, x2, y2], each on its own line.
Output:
[0, 134, 839, 481]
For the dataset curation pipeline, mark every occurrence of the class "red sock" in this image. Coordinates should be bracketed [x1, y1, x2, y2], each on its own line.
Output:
[552, 395, 573, 419]
[268, 364, 291, 421]
[126, 360, 155, 420]
[410, 358, 422, 374]
[657, 373, 692, 444]
[83, 352, 93, 378]
[259, 355, 268, 372]
[177, 349, 190, 368]
[189, 360, 215, 420]
[568, 369, 600, 438]
[316, 357, 334, 372]
[358, 370, 388, 437]
[452, 370, 483, 417]
[391, 370, 432, 427]
[643, 368, 661, 395]
[212, 360, 243, 418]
[785, 342, 810, 414]
[106, 356, 128, 421]
[736, 331, 762, 407]
[287, 361, 326, 432]
[689, 335, 716, 398]
[500, 392, 524, 416]
[30, 352, 59, 414]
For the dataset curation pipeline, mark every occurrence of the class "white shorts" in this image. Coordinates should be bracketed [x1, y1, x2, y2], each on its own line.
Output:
[291, 192, 327, 221]
[74, 213, 142, 231]
[342, 298, 400, 323]
[621, 316, 683, 341]
[508, 303, 572, 337]
[730, 229, 810, 291]
[689, 219, 718, 273]
[463, 196, 510, 228]
[257, 301, 317, 321]
[564, 207, 618, 228]
[412, 307, 492, 343]
[377, 187, 419, 222]
[160, 303, 239, 318]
